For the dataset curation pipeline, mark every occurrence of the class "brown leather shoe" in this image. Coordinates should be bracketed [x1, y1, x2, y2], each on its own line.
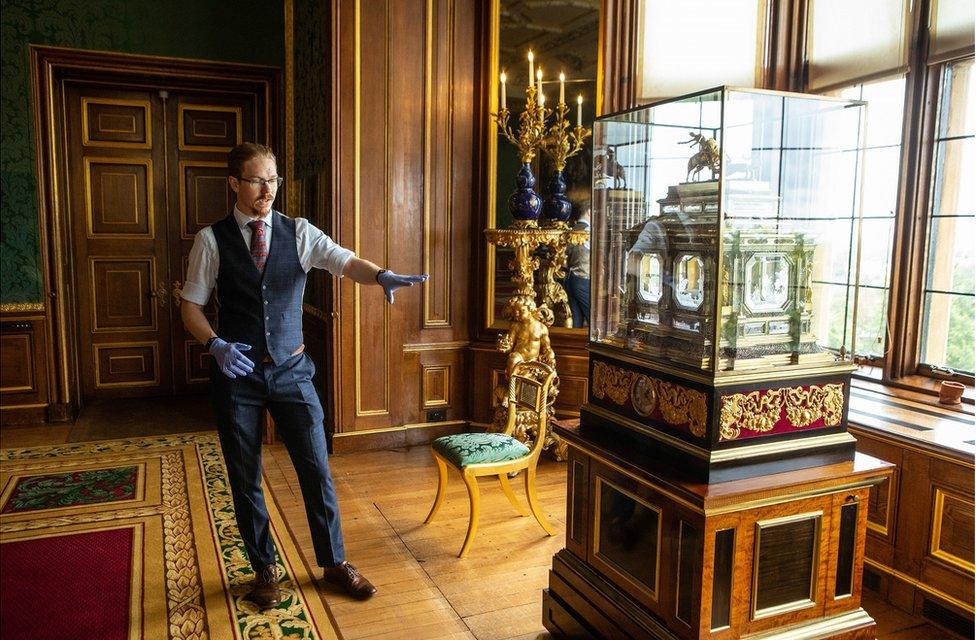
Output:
[323, 561, 377, 599]
[247, 564, 282, 608]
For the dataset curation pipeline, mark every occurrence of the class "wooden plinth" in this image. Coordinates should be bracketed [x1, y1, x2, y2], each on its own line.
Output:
[543, 420, 893, 639]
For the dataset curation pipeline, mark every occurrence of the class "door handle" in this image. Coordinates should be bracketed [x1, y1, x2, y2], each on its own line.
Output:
[172, 281, 183, 308]
[155, 282, 168, 307]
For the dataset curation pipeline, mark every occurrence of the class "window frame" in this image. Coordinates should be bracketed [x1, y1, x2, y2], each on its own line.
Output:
[621, 0, 973, 391]
[797, 0, 974, 387]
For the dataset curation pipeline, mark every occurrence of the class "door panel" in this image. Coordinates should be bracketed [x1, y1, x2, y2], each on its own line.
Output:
[93, 342, 161, 389]
[66, 83, 265, 400]
[178, 161, 235, 239]
[178, 104, 243, 151]
[90, 257, 158, 331]
[82, 97, 152, 148]
[166, 92, 257, 395]
[67, 85, 172, 400]
[85, 158, 154, 236]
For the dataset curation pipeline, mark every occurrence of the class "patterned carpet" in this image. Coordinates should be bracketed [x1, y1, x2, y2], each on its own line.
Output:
[0, 433, 340, 640]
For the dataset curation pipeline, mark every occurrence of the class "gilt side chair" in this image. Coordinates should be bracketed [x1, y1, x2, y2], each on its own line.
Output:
[424, 361, 558, 557]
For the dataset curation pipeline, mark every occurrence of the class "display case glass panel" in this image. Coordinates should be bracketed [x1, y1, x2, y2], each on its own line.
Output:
[590, 87, 866, 376]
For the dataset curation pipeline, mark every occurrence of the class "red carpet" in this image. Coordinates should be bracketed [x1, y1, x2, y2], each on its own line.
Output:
[0, 434, 341, 640]
[1, 528, 133, 640]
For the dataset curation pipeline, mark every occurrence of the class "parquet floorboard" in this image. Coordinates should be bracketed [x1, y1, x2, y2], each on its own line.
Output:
[266, 444, 564, 639]
[0, 396, 956, 640]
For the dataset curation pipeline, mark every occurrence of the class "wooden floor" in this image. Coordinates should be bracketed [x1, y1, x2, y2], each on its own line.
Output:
[0, 397, 960, 640]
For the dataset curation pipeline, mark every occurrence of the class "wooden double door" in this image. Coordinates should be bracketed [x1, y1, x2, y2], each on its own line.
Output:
[64, 81, 265, 400]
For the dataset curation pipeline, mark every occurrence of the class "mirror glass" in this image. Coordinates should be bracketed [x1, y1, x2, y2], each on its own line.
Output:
[487, 0, 601, 330]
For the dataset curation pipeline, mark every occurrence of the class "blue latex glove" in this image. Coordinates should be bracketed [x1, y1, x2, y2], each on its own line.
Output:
[377, 270, 429, 304]
[209, 338, 255, 378]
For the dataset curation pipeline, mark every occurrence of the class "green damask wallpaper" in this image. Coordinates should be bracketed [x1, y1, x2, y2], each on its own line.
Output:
[1, 0, 284, 303]
[293, 0, 329, 179]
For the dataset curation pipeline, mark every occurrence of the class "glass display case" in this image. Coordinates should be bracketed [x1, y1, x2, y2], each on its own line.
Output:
[591, 86, 866, 376]
[583, 87, 868, 481]
[547, 89, 888, 640]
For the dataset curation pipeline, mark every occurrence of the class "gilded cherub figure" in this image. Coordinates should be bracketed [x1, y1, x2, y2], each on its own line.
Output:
[493, 295, 565, 459]
[496, 295, 556, 378]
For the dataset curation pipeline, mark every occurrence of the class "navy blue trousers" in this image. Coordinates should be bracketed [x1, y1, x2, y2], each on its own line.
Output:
[211, 352, 345, 571]
[565, 273, 591, 328]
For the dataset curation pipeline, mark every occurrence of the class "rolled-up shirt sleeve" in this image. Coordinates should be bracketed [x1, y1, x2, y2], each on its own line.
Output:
[181, 228, 218, 305]
[297, 218, 355, 276]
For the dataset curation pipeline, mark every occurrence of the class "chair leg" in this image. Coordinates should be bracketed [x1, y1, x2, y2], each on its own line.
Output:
[459, 470, 481, 558]
[524, 464, 556, 536]
[424, 454, 449, 524]
[498, 472, 530, 516]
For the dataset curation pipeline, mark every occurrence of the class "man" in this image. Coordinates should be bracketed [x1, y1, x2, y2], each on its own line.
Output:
[564, 201, 591, 328]
[180, 142, 426, 608]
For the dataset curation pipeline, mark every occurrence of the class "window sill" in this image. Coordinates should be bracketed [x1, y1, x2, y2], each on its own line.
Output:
[853, 364, 974, 406]
[849, 375, 974, 464]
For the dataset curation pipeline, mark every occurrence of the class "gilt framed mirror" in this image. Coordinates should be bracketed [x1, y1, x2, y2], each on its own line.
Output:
[484, 0, 602, 333]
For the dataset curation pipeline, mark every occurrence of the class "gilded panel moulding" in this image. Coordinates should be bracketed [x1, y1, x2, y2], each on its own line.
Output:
[0, 302, 44, 313]
[719, 383, 844, 441]
[657, 379, 708, 438]
[591, 361, 708, 437]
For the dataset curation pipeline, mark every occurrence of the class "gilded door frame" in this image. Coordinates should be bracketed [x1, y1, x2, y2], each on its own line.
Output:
[29, 45, 282, 415]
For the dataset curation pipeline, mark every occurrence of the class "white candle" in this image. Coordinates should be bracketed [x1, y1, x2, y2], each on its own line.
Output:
[527, 51, 534, 89]
[500, 72, 506, 110]
[536, 68, 543, 106]
[577, 95, 583, 126]
[559, 72, 565, 105]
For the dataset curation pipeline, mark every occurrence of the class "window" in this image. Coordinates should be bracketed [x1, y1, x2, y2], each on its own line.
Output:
[622, 0, 974, 388]
[823, 77, 907, 362]
[919, 58, 975, 375]
[804, 0, 974, 386]
[636, 0, 766, 101]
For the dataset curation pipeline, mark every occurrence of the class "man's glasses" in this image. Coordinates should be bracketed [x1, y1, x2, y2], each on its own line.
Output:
[237, 176, 284, 188]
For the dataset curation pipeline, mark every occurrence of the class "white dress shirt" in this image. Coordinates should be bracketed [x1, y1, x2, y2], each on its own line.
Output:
[181, 207, 355, 306]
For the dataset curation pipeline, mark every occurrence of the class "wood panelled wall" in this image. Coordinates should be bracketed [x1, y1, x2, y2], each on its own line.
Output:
[0, 310, 53, 425]
[329, 0, 476, 449]
[853, 426, 974, 627]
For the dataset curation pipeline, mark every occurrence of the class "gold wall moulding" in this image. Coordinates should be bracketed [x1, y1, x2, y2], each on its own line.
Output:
[0, 302, 45, 313]
[720, 383, 844, 441]
[591, 361, 708, 436]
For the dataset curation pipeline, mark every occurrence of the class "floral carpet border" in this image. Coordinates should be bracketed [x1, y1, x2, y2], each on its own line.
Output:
[1, 433, 339, 640]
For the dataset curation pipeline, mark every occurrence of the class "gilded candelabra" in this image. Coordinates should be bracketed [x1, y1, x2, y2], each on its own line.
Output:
[542, 99, 590, 175]
[493, 82, 550, 222]
[537, 98, 591, 326]
[485, 60, 590, 459]
[494, 82, 549, 165]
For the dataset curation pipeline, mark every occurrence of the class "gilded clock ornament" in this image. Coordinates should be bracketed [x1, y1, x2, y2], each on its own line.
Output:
[630, 374, 657, 417]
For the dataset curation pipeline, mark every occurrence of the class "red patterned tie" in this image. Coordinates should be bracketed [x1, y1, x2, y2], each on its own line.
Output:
[248, 220, 268, 272]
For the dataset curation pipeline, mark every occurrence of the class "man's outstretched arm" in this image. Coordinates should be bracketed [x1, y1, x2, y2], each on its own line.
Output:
[341, 257, 428, 304]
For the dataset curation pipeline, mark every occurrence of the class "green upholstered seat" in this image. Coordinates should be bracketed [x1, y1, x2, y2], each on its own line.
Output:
[432, 432, 530, 468]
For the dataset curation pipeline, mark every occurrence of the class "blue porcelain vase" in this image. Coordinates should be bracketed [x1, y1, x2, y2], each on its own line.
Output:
[543, 169, 572, 222]
[507, 162, 542, 221]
